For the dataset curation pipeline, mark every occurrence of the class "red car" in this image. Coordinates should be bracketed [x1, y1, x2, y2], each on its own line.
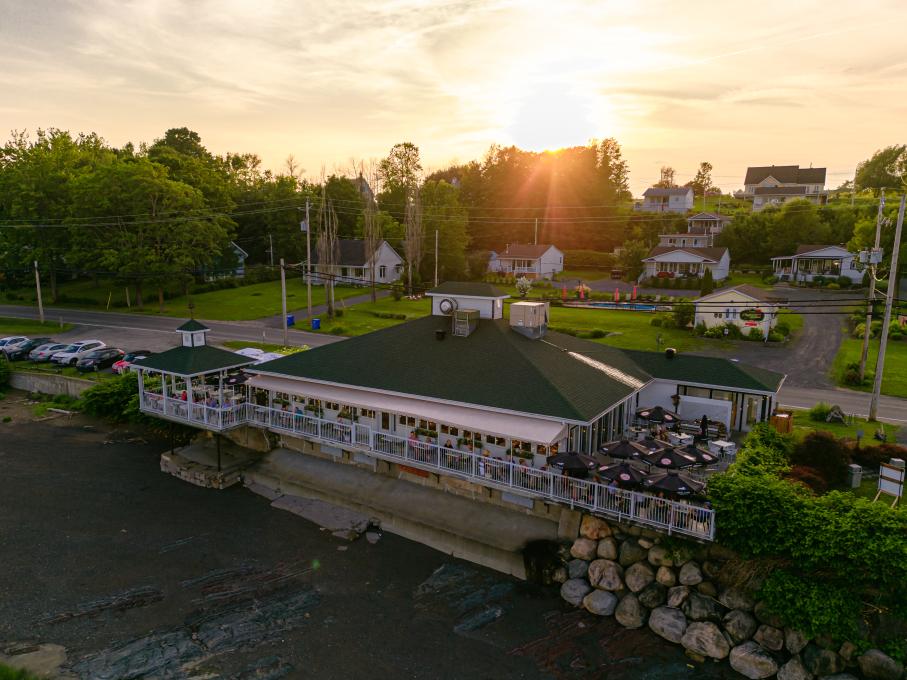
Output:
[112, 350, 153, 374]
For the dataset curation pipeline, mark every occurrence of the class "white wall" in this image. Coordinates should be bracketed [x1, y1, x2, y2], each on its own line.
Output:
[677, 395, 732, 432]
[636, 380, 677, 411]
[694, 291, 779, 330]
[430, 295, 502, 319]
[539, 247, 564, 278]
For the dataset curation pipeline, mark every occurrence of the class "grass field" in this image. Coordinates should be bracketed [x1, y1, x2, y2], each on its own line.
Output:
[0, 318, 73, 336]
[832, 336, 907, 398]
[4, 278, 365, 321]
[790, 410, 900, 446]
[723, 271, 775, 289]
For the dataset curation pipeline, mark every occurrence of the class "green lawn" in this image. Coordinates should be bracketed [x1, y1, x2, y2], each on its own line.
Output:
[723, 271, 775, 289]
[3, 278, 365, 321]
[306, 296, 430, 336]
[0, 317, 73, 336]
[832, 336, 907, 398]
[12, 363, 114, 383]
[555, 269, 613, 282]
[790, 410, 900, 446]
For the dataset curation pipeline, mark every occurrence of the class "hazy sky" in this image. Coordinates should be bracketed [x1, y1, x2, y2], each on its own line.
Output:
[2, 0, 906, 194]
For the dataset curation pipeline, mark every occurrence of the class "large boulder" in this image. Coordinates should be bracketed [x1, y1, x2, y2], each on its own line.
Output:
[656, 566, 676, 587]
[784, 628, 809, 655]
[858, 649, 904, 680]
[667, 585, 690, 608]
[678, 561, 703, 586]
[802, 643, 844, 676]
[648, 606, 688, 644]
[625, 562, 655, 593]
[614, 594, 648, 629]
[567, 559, 589, 580]
[729, 641, 780, 679]
[582, 589, 618, 617]
[681, 622, 730, 660]
[638, 582, 667, 609]
[596, 538, 618, 560]
[682, 592, 725, 623]
[580, 515, 611, 540]
[570, 538, 598, 561]
[560, 578, 592, 607]
[719, 587, 755, 611]
[702, 560, 723, 579]
[588, 559, 624, 591]
[723, 609, 759, 644]
[618, 539, 648, 567]
[777, 657, 812, 680]
[753, 624, 784, 652]
[647, 545, 674, 567]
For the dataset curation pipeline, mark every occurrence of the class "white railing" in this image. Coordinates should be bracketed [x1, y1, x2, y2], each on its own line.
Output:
[139, 391, 716, 540]
[140, 392, 246, 430]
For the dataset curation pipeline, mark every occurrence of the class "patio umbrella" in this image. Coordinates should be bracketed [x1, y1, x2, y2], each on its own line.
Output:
[597, 461, 647, 488]
[547, 451, 597, 478]
[643, 447, 697, 470]
[637, 436, 672, 453]
[224, 372, 251, 386]
[642, 470, 704, 497]
[676, 443, 718, 466]
[598, 439, 649, 461]
[635, 405, 681, 424]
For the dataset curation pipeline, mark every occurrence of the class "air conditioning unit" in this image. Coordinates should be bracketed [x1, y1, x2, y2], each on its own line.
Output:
[510, 301, 549, 339]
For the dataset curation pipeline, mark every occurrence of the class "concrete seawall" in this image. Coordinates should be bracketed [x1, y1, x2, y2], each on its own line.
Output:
[9, 371, 97, 397]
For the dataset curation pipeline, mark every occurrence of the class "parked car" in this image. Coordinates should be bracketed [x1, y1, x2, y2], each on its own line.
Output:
[112, 350, 153, 374]
[51, 340, 106, 366]
[76, 348, 125, 372]
[0, 336, 29, 352]
[29, 342, 70, 362]
[5, 337, 53, 361]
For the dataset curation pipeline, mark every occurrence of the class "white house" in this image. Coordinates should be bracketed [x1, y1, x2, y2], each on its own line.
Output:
[636, 187, 694, 213]
[770, 245, 862, 284]
[694, 285, 786, 333]
[743, 165, 827, 210]
[488, 244, 564, 279]
[657, 233, 713, 249]
[310, 239, 403, 286]
[686, 212, 732, 239]
[642, 246, 730, 281]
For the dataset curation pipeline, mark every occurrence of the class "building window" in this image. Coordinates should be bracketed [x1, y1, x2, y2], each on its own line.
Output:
[398, 415, 416, 427]
[379, 265, 387, 278]
[485, 434, 505, 446]
[360, 409, 375, 419]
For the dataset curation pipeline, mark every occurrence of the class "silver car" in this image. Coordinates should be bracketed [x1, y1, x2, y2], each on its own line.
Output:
[29, 342, 69, 362]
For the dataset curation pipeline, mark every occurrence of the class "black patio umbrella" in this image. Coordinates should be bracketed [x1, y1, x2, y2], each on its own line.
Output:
[597, 461, 647, 488]
[547, 451, 597, 478]
[637, 436, 672, 453]
[643, 447, 697, 470]
[642, 470, 705, 497]
[635, 405, 681, 424]
[676, 443, 718, 466]
[598, 439, 649, 461]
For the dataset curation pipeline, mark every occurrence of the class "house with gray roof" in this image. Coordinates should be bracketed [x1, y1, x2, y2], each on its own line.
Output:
[636, 187, 694, 213]
[487, 243, 564, 279]
[743, 165, 827, 210]
[308, 238, 403, 286]
[770, 245, 861, 283]
[642, 246, 730, 281]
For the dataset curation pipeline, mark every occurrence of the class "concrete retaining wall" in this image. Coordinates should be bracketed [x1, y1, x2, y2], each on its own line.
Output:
[10, 371, 96, 397]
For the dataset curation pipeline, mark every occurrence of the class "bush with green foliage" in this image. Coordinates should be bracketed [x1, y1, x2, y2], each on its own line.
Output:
[80, 372, 146, 423]
[791, 431, 853, 488]
[807, 401, 832, 422]
[699, 268, 715, 295]
[836, 275, 852, 288]
[673, 301, 694, 329]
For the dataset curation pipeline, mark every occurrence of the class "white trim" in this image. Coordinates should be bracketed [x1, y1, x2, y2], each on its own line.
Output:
[425, 292, 510, 300]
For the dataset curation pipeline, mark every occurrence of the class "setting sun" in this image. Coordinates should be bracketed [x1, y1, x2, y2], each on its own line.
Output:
[506, 83, 610, 151]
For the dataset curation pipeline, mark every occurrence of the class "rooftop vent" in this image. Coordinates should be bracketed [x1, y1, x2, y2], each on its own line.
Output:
[665, 347, 677, 360]
[510, 301, 549, 340]
[435, 329, 446, 341]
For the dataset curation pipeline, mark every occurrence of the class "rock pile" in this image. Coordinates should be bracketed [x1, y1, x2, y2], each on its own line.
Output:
[557, 516, 904, 680]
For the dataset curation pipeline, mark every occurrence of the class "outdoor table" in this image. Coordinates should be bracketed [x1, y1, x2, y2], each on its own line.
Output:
[668, 432, 694, 446]
[708, 439, 737, 457]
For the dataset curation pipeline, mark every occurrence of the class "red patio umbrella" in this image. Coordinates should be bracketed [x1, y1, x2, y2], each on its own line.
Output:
[561, 285, 568, 301]
[614, 288, 620, 302]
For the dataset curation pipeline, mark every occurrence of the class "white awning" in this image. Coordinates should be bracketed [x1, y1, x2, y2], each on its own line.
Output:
[246, 374, 568, 445]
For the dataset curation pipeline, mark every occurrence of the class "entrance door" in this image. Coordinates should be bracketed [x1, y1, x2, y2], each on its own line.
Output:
[381, 412, 392, 432]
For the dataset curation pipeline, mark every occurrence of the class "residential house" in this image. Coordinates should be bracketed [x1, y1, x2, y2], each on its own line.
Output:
[202, 241, 249, 280]
[487, 243, 564, 279]
[636, 187, 694, 213]
[693, 285, 787, 333]
[642, 246, 730, 281]
[743, 165, 827, 210]
[770, 245, 862, 284]
[310, 239, 403, 286]
[686, 212, 732, 239]
[657, 233, 713, 249]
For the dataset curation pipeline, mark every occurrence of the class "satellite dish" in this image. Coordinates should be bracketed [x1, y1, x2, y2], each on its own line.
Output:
[438, 298, 458, 314]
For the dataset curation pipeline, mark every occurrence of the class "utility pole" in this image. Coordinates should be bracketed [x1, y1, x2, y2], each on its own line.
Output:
[302, 200, 312, 321]
[280, 258, 288, 346]
[859, 191, 885, 381]
[534, 218, 538, 245]
[434, 229, 439, 287]
[33, 260, 44, 324]
[869, 194, 904, 421]
[268, 233, 274, 267]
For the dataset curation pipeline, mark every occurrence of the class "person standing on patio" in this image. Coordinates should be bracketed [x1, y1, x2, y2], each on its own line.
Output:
[699, 414, 710, 441]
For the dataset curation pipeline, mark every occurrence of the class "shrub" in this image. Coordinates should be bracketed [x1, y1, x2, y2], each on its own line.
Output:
[515, 276, 532, 297]
[746, 422, 794, 457]
[807, 402, 832, 422]
[392, 284, 403, 301]
[785, 465, 829, 494]
[775, 320, 790, 337]
[827, 283, 840, 290]
[333, 308, 344, 317]
[80, 372, 145, 423]
[790, 431, 851, 489]
[852, 442, 907, 468]
[660, 316, 677, 329]
[763, 275, 779, 285]
[673, 301, 694, 328]
[588, 329, 607, 339]
[759, 571, 860, 641]
[650, 317, 663, 327]
[836, 276, 852, 288]
[744, 327, 765, 341]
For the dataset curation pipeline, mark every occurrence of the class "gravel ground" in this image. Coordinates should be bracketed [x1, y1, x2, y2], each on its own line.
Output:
[0, 400, 739, 680]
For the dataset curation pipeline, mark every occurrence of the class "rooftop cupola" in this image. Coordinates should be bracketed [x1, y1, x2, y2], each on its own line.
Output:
[176, 319, 210, 348]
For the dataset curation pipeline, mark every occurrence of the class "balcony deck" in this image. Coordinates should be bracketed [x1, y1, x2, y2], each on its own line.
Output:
[140, 391, 716, 541]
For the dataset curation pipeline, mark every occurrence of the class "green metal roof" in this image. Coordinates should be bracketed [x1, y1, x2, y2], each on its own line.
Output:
[620, 350, 784, 393]
[426, 281, 508, 298]
[133, 345, 252, 376]
[176, 319, 210, 332]
[253, 316, 650, 422]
